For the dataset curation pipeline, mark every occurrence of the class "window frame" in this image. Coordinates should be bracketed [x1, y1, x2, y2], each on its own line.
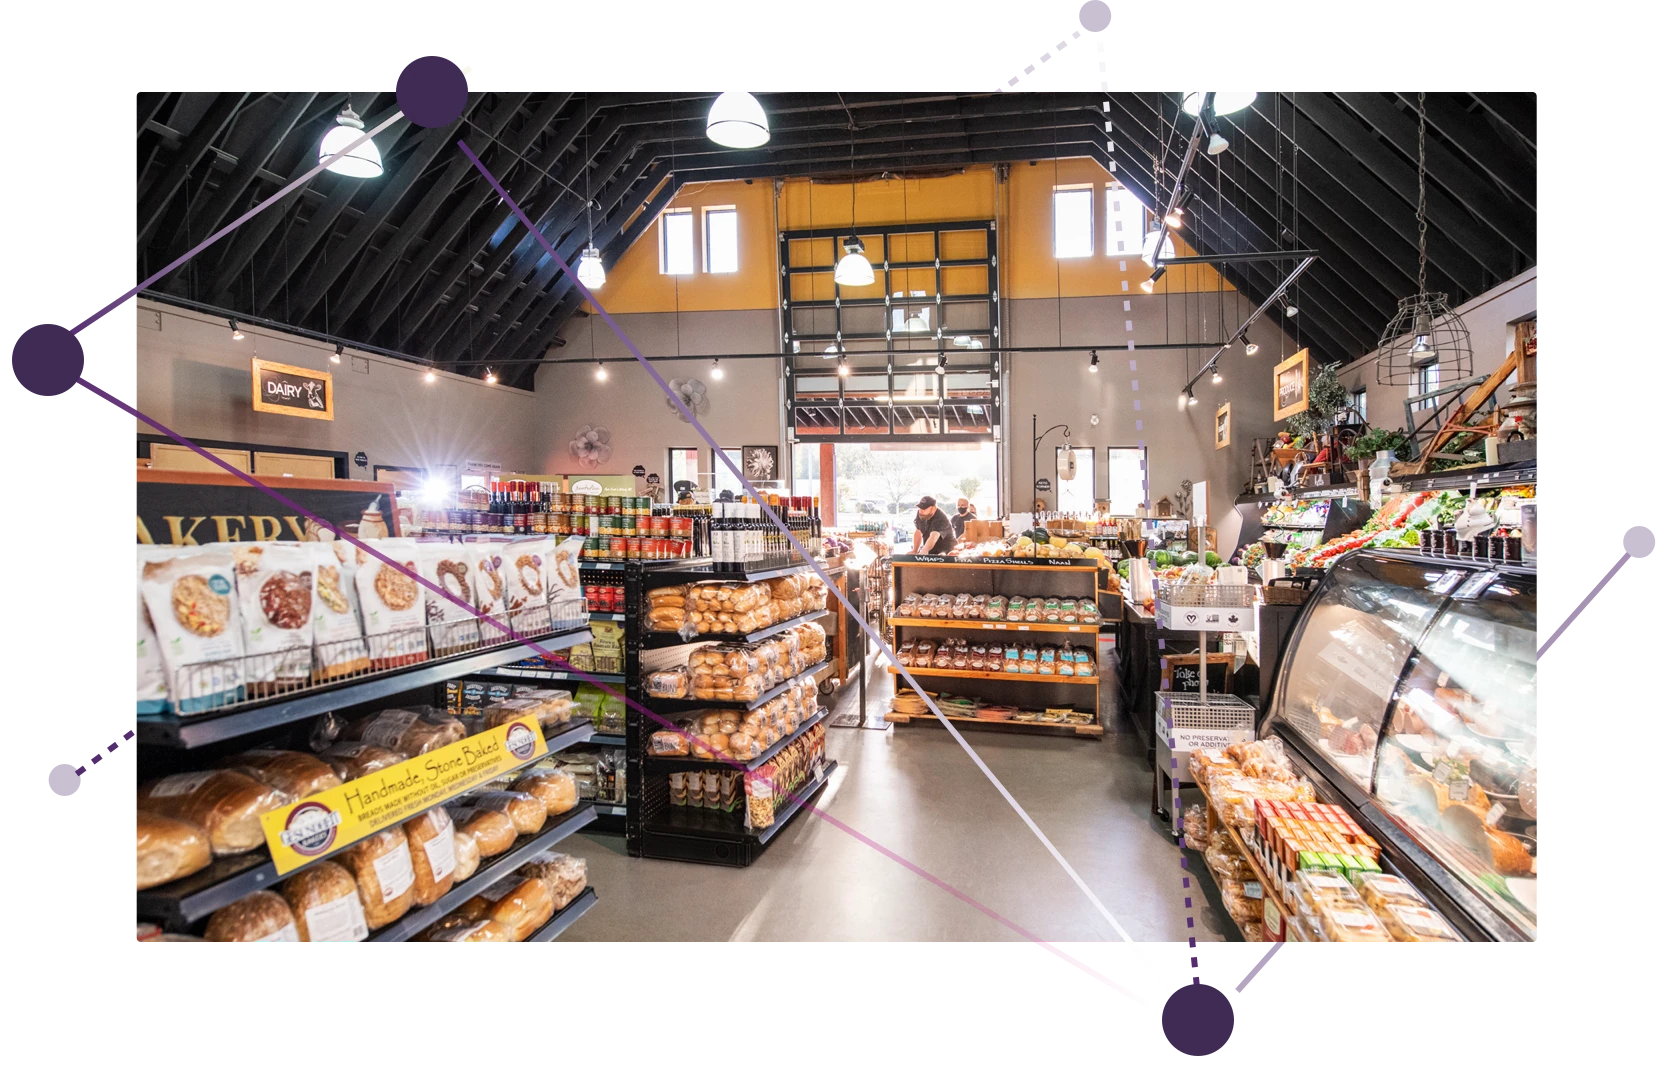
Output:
[1106, 445, 1148, 516]
[1052, 183, 1095, 260]
[667, 447, 700, 494]
[1055, 445, 1097, 513]
[658, 207, 696, 276]
[703, 205, 738, 274]
[1105, 183, 1148, 257]
[1344, 387, 1368, 425]
[1413, 361, 1440, 412]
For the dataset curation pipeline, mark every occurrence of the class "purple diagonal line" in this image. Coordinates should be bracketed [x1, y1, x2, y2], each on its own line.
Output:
[1235, 941, 1284, 992]
[72, 114, 400, 337]
[88, 374, 1137, 997]
[1537, 552, 1630, 659]
[455, 139, 1133, 945]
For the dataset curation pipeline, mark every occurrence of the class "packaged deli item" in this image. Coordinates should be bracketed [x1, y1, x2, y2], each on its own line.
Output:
[136, 564, 168, 714]
[518, 852, 587, 910]
[468, 875, 555, 941]
[232, 543, 317, 686]
[468, 790, 548, 836]
[311, 541, 371, 680]
[451, 829, 481, 882]
[345, 707, 467, 758]
[353, 539, 430, 669]
[1350, 871, 1431, 911]
[511, 767, 578, 816]
[319, 742, 403, 782]
[1377, 903, 1463, 942]
[203, 891, 299, 943]
[281, 861, 370, 942]
[136, 811, 210, 890]
[419, 542, 481, 656]
[450, 804, 518, 857]
[419, 917, 513, 942]
[1310, 898, 1391, 942]
[217, 749, 341, 800]
[338, 826, 416, 929]
[403, 807, 457, 906]
[139, 546, 245, 712]
[137, 770, 290, 857]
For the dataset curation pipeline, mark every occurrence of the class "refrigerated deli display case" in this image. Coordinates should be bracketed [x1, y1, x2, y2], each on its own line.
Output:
[1261, 548, 1537, 941]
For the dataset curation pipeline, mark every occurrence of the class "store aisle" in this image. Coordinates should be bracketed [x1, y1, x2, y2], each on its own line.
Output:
[565, 652, 1239, 942]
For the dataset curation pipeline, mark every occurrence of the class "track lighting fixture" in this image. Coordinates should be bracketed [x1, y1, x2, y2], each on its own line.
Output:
[1088, 350, 1099, 373]
[711, 358, 724, 380]
[1211, 365, 1223, 385]
[1285, 305, 1299, 318]
[424, 369, 436, 384]
[837, 354, 850, 376]
[331, 343, 343, 364]
[1207, 130, 1230, 155]
[484, 368, 497, 384]
[935, 353, 947, 375]
[1244, 334, 1260, 356]
[1186, 390, 1198, 406]
[595, 362, 607, 382]
[229, 319, 244, 341]
[1141, 265, 1166, 294]
[1178, 391, 1188, 411]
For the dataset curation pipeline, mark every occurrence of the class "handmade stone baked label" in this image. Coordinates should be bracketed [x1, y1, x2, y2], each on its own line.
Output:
[373, 841, 416, 902]
[305, 894, 368, 942]
[259, 715, 548, 874]
[423, 822, 457, 881]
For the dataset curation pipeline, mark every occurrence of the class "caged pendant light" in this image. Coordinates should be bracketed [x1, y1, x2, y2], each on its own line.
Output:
[1377, 93, 1472, 387]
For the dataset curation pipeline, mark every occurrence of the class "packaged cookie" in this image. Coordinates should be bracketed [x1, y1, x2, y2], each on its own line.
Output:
[230, 544, 316, 687]
[417, 542, 481, 656]
[984, 595, 1007, 621]
[1006, 597, 1026, 622]
[353, 539, 430, 669]
[139, 546, 245, 713]
[311, 541, 371, 680]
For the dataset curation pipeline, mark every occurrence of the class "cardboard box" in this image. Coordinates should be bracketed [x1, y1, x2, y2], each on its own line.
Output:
[963, 519, 1004, 542]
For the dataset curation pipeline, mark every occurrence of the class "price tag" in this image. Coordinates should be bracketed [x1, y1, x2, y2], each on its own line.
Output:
[1485, 802, 1507, 827]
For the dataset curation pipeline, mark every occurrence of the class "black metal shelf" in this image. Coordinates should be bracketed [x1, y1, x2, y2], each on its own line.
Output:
[644, 660, 829, 713]
[135, 718, 597, 929]
[644, 709, 830, 773]
[136, 626, 594, 749]
[1389, 459, 1536, 492]
[587, 557, 714, 574]
[475, 667, 624, 684]
[592, 802, 628, 817]
[589, 733, 627, 747]
[641, 609, 830, 648]
[641, 558, 815, 587]
[524, 886, 598, 941]
[642, 760, 836, 857]
[891, 554, 1100, 568]
[369, 802, 596, 941]
[589, 612, 628, 622]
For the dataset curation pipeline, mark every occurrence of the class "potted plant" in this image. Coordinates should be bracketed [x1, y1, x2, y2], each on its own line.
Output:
[1347, 428, 1412, 498]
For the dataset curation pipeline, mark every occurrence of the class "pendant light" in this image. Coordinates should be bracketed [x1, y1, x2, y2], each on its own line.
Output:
[331, 342, 343, 364]
[1181, 93, 1256, 117]
[706, 92, 770, 148]
[318, 103, 383, 178]
[835, 116, 876, 287]
[574, 96, 605, 291]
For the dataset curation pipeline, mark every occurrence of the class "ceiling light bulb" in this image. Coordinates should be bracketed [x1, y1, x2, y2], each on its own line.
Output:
[837, 355, 850, 376]
[1140, 276, 1156, 294]
[595, 362, 607, 381]
[484, 368, 497, 384]
[1178, 391, 1188, 411]
[1207, 131, 1230, 155]
[424, 369, 436, 383]
[835, 237, 875, 287]
[1187, 390, 1198, 406]
[936, 354, 947, 375]
[331, 343, 343, 364]
[1210, 93, 1257, 116]
[711, 358, 724, 380]
[1089, 350, 1099, 373]
[576, 246, 606, 290]
[1165, 210, 1183, 229]
[1285, 305, 1299, 317]
[1243, 333, 1260, 357]
[705, 92, 770, 148]
[229, 319, 244, 340]
[1211, 367, 1223, 385]
[318, 104, 384, 178]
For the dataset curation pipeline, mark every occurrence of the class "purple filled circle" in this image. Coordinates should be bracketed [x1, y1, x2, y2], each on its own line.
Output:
[1626, 525, 1655, 559]
[1161, 982, 1234, 1056]
[397, 56, 468, 128]
[12, 323, 83, 396]
[49, 763, 81, 796]
[1079, 1, 1112, 31]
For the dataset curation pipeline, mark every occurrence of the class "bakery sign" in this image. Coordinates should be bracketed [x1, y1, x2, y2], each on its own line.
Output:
[251, 358, 333, 420]
[260, 714, 547, 874]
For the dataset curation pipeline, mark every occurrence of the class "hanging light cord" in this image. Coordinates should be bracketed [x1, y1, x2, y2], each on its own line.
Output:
[1416, 91, 1428, 297]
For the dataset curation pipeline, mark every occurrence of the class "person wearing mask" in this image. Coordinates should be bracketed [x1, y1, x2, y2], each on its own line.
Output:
[949, 497, 978, 539]
[910, 496, 957, 556]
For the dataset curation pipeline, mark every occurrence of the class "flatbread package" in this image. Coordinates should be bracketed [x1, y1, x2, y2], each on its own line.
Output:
[506, 537, 554, 634]
[547, 536, 586, 625]
[466, 540, 512, 639]
[418, 541, 481, 655]
[233, 543, 316, 686]
[310, 541, 371, 680]
[352, 538, 430, 670]
[137, 560, 169, 715]
[139, 546, 245, 713]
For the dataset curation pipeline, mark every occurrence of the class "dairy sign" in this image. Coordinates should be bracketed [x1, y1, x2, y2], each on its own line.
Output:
[251, 358, 334, 421]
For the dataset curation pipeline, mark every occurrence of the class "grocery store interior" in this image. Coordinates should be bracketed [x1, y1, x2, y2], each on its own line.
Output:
[133, 88, 1537, 944]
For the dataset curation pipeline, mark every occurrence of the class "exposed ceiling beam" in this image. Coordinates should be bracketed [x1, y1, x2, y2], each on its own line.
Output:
[137, 92, 248, 247]
[176, 93, 318, 266]
[1467, 93, 1536, 153]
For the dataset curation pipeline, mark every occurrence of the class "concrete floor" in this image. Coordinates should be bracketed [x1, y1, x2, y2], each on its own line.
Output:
[562, 647, 1239, 943]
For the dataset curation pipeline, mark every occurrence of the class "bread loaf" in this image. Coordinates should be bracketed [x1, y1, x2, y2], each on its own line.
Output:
[218, 748, 342, 800]
[319, 742, 403, 782]
[511, 768, 578, 816]
[338, 827, 416, 929]
[281, 861, 369, 941]
[403, 807, 457, 905]
[517, 852, 588, 910]
[451, 805, 517, 856]
[204, 891, 299, 942]
[345, 707, 467, 757]
[451, 829, 481, 882]
[420, 917, 512, 942]
[137, 770, 290, 856]
[136, 811, 211, 890]
[469, 790, 547, 835]
[469, 875, 555, 941]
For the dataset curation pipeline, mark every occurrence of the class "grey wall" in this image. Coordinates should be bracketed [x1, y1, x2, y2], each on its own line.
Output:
[1003, 292, 1297, 556]
[532, 309, 784, 481]
[134, 299, 544, 477]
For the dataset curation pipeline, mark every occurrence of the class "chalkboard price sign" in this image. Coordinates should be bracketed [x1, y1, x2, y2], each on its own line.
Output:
[1162, 654, 1232, 694]
[251, 359, 333, 420]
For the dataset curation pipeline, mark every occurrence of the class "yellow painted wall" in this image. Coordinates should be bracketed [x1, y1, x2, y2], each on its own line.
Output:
[591, 159, 1231, 313]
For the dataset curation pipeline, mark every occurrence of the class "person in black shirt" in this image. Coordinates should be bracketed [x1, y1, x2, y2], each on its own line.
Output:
[911, 495, 957, 555]
[949, 497, 977, 539]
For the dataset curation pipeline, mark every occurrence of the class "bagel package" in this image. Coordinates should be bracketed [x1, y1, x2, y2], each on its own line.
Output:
[232, 543, 317, 686]
[418, 542, 481, 655]
[138, 545, 245, 712]
[353, 539, 430, 669]
[310, 541, 371, 679]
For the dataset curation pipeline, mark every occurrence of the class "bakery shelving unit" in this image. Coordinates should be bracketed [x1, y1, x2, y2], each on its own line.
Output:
[136, 617, 604, 942]
[624, 556, 839, 866]
[883, 555, 1107, 738]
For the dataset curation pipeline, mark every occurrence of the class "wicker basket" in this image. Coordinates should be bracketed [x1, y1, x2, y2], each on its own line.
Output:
[1261, 581, 1312, 606]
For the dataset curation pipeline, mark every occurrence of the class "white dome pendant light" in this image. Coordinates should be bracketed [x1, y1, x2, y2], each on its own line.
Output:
[706, 92, 770, 148]
[834, 116, 876, 288]
[318, 103, 383, 178]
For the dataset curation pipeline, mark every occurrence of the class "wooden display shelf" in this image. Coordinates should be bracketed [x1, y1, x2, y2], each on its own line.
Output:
[890, 557, 1100, 572]
[885, 707, 1103, 737]
[1193, 778, 1294, 917]
[887, 665, 1098, 685]
[891, 617, 1101, 634]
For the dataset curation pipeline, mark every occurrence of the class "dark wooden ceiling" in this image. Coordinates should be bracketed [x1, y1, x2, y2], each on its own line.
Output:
[136, 91, 1534, 388]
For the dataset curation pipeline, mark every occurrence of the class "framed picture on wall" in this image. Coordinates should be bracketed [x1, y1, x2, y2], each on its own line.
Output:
[742, 445, 779, 482]
[1273, 348, 1311, 422]
[1214, 403, 1231, 450]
